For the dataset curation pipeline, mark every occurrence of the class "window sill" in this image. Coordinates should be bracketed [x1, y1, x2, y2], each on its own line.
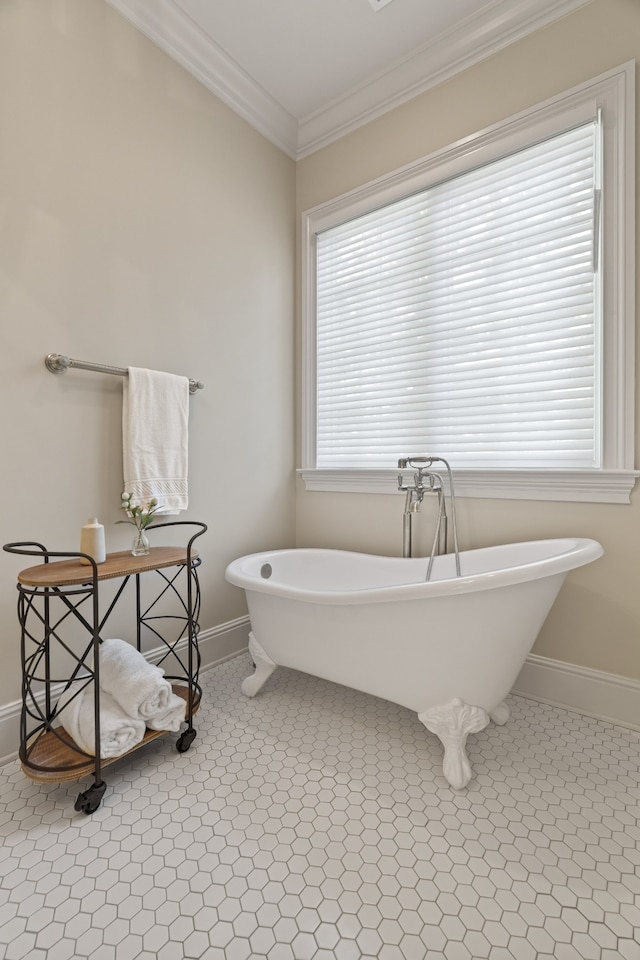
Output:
[298, 469, 639, 504]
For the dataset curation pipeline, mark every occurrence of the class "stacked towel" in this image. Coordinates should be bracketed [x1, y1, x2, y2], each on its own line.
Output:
[99, 638, 187, 731]
[56, 680, 146, 758]
[146, 696, 187, 733]
[123, 366, 189, 515]
[55, 639, 188, 760]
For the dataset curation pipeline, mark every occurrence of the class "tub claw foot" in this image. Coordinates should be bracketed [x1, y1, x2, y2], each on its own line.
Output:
[419, 698, 489, 790]
[242, 632, 276, 697]
[489, 701, 510, 725]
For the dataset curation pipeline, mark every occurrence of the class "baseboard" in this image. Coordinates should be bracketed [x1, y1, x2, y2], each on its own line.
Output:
[0, 616, 250, 767]
[512, 654, 640, 732]
[194, 616, 250, 670]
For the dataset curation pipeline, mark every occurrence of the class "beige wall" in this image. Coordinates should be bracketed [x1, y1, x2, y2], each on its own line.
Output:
[296, 0, 640, 680]
[0, 0, 296, 712]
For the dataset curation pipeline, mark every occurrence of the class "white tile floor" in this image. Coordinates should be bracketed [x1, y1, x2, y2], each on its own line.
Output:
[1, 652, 639, 960]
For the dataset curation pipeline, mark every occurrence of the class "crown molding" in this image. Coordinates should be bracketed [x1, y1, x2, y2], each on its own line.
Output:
[102, 0, 299, 157]
[296, 0, 595, 156]
[103, 0, 594, 160]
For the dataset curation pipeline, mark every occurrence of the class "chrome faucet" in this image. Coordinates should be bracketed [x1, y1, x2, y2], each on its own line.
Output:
[398, 458, 441, 556]
[397, 456, 461, 578]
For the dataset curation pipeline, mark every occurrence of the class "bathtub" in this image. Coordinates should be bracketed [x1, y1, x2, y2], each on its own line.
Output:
[225, 538, 603, 788]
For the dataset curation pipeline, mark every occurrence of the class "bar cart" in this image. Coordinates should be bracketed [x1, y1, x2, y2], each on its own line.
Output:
[3, 521, 207, 814]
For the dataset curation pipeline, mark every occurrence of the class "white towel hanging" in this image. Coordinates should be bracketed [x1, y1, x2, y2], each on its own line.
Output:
[122, 367, 189, 514]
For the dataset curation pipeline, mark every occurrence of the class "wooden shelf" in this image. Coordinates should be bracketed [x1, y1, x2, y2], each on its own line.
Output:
[21, 686, 200, 783]
[17, 546, 198, 588]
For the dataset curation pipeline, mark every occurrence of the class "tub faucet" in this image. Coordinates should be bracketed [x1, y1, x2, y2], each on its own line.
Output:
[398, 459, 444, 558]
[397, 455, 461, 577]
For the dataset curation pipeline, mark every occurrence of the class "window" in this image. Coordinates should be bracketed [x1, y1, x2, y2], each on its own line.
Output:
[301, 64, 635, 503]
[316, 122, 599, 471]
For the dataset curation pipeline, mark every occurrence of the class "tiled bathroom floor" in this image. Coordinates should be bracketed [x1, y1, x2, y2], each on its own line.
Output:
[1, 652, 639, 960]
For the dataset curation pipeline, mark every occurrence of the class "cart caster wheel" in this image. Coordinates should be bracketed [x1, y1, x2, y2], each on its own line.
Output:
[176, 728, 196, 753]
[74, 780, 106, 815]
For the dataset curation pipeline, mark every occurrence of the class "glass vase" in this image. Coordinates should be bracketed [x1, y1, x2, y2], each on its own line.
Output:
[132, 530, 151, 557]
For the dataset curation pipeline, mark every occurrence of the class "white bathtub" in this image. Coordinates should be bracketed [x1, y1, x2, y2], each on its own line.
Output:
[225, 538, 603, 788]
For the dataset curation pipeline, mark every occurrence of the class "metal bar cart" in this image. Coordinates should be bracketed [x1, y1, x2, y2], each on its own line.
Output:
[3, 521, 207, 814]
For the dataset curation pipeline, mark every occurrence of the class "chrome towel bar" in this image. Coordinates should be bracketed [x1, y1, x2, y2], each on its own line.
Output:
[45, 353, 204, 394]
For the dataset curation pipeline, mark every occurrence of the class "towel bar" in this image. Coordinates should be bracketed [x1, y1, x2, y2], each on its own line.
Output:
[45, 353, 204, 394]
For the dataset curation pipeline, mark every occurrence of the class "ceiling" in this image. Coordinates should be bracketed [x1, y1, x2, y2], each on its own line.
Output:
[103, 0, 592, 159]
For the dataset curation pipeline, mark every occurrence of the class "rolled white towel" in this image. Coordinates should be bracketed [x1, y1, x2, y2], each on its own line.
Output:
[56, 680, 146, 758]
[145, 692, 187, 732]
[99, 638, 173, 722]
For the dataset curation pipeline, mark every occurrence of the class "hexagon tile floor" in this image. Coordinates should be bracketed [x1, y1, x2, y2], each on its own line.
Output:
[1, 653, 639, 960]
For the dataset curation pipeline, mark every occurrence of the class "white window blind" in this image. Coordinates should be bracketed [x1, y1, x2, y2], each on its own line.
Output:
[315, 121, 599, 470]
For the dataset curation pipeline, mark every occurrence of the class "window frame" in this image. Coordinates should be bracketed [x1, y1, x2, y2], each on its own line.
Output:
[300, 62, 636, 503]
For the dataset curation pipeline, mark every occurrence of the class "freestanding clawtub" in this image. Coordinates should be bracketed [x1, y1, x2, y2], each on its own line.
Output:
[225, 538, 603, 789]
